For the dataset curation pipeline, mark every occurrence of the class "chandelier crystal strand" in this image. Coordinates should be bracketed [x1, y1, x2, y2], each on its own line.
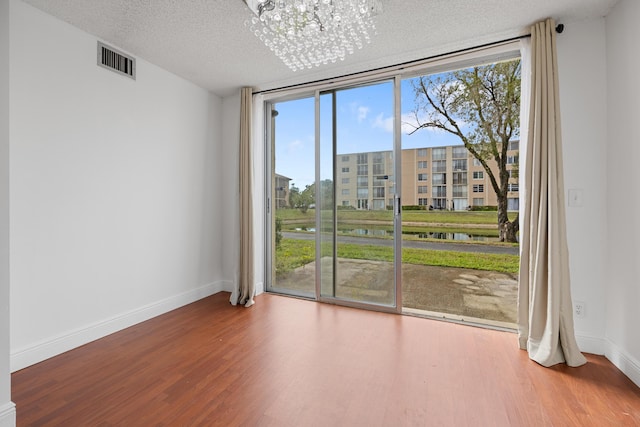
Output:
[245, 0, 382, 71]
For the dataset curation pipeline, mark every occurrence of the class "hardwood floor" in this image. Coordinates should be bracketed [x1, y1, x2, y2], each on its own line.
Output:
[12, 292, 640, 426]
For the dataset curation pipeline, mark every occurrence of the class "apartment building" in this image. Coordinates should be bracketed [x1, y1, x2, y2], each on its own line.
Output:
[337, 142, 520, 211]
[274, 174, 292, 208]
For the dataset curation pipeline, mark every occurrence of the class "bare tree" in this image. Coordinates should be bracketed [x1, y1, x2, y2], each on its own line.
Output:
[407, 59, 521, 242]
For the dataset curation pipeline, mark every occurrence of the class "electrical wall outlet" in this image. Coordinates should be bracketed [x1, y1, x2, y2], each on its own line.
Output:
[574, 301, 586, 319]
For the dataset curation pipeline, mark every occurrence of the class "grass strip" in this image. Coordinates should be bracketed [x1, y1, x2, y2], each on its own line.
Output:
[276, 238, 519, 275]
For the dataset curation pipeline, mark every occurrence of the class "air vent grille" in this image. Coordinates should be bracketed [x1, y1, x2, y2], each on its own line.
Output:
[97, 42, 136, 80]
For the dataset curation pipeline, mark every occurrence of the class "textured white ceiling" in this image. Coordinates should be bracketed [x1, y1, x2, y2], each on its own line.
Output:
[21, 0, 618, 97]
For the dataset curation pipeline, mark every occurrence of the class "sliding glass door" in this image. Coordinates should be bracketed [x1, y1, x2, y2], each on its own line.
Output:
[267, 80, 400, 311]
[319, 82, 398, 308]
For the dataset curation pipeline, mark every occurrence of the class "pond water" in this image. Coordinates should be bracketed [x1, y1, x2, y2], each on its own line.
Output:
[293, 227, 495, 242]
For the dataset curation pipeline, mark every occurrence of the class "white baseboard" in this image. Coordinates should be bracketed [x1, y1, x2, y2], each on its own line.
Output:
[575, 333, 606, 355]
[0, 402, 16, 427]
[567, 334, 639, 388]
[10, 281, 225, 372]
[605, 339, 640, 388]
[220, 279, 235, 293]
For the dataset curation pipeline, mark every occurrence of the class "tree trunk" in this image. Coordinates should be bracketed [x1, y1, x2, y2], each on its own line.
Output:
[497, 195, 519, 243]
[499, 215, 519, 243]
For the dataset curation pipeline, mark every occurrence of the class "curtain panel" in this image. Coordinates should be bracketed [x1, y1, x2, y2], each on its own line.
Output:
[517, 18, 586, 367]
[231, 87, 256, 307]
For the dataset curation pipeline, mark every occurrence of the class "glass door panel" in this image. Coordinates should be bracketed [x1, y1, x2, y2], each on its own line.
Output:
[320, 82, 397, 308]
[267, 96, 316, 298]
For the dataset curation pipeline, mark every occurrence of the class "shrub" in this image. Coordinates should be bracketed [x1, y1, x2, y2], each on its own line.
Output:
[469, 205, 498, 211]
[275, 218, 283, 248]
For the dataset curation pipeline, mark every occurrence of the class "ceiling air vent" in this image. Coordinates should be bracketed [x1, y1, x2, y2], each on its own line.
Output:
[97, 42, 136, 80]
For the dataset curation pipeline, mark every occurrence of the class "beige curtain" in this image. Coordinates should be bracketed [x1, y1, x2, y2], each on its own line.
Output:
[517, 18, 586, 367]
[231, 87, 255, 307]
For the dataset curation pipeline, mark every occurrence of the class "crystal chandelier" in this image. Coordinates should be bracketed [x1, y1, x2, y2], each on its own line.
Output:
[244, 0, 383, 71]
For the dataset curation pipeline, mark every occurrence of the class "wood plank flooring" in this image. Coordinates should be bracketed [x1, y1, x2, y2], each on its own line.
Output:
[12, 292, 640, 426]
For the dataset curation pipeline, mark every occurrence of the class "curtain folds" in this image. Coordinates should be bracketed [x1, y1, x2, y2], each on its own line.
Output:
[231, 87, 256, 307]
[517, 18, 586, 367]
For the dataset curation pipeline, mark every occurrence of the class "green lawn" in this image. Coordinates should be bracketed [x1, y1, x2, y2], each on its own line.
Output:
[276, 238, 519, 276]
[276, 208, 517, 225]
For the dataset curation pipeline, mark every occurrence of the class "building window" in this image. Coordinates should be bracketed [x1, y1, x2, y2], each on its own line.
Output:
[418, 173, 428, 181]
[418, 198, 429, 206]
[508, 169, 519, 179]
[357, 188, 369, 198]
[508, 198, 520, 211]
[452, 159, 467, 171]
[473, 158, 482, 167]
[372, 152, 384, 163]
[342, 178, 350, 184]
[373, 187, 385, 198]
[453, 185, 467, 197]
[357, 153, 368, 164]
[342, 155, 350, 162]
[508, 140, 519, 151]
[473, 198, 484, 206]
[452, 146, 467, 159]
[373, 163, 385, 175]
[417, 161, 428, 169]
[417, 148, 427, 157]
[508, 183, 519, 192]
[432, 160, 446, 172]
[432, 185, 447, 198]
[473, 171, 484, 180]
[432, 198, 446, 209]
[452, 172, 467, 185]
[507, 155, 519, 165]
[432, 173, 446, 185]
[357, 176, 368, 186]
[342, 167, 349, 173]
[473, 184, 484, 193]
[432, 148, 446, 160]
[357, 165, 368, 175]
[342, 201, 350, 207]
[418, 185, 428, 194]
[373, 176, 386, 186]
[372, 199, 385, 210]
[341, 189, 350, 195]
[357, 199, 369, 210]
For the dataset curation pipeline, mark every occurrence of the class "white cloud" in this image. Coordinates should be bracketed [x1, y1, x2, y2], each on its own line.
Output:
[372, 111, 441, 135]
[357, 106, 369, 123]
[400, 110, 471, 135]
[372, 112, 393, 132]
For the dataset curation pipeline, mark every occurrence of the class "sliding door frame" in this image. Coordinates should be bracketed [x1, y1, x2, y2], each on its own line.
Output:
[263, 41, 523, 314]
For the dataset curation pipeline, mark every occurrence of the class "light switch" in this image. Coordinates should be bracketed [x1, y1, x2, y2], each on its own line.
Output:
[568, 188, 583, 207]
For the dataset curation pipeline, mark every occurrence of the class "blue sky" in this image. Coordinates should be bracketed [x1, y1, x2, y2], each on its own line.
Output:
[274, 76, 464, 189]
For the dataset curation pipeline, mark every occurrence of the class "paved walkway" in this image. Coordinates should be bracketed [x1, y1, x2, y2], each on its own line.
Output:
[275, 258, 518, 328]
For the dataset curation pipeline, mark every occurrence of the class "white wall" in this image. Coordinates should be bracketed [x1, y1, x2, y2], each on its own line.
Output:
[604, 0, 640, 386]
[221, 94, 240, 293]
[0, 0, 16, 423]
[556, 18, 609, 353]
[9, 0, 224, 371]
